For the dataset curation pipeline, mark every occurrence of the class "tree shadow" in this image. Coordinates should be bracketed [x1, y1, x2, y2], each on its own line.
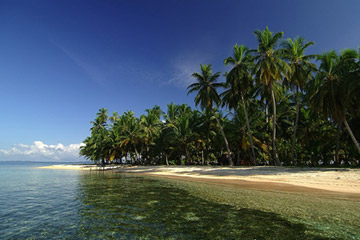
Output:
[115, 165, 350, 177]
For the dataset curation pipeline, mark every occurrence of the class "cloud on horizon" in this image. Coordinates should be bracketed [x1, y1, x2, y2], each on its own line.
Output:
[0, 141, 85, 162]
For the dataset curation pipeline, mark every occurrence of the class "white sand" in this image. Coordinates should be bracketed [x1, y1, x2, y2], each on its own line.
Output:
[38, 164, 122, 170]
[116, 166, 360, 194]
[39, 165, 360, 194]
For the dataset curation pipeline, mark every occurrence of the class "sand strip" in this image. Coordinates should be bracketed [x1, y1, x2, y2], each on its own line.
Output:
[38, 165, 360, 195]
[115, 166, 360, 195]
[38, 164, 123, 170]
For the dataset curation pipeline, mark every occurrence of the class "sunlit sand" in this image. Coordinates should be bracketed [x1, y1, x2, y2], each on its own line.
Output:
[40, 165, 360, 194]
[38, 164, 122, 170]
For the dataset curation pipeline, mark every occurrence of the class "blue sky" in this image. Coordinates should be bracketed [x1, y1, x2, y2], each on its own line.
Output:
[0, 0, 359, 161]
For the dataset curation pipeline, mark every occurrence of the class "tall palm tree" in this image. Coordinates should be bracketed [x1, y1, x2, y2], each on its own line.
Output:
[188, 64, 233, 165]
[253, 27, 290, 166]
[223, 44, 257, 164]
[334, 49, 360, 155]
[80, 108, 111, 165]
[311, 50, 360, 156]
[90, 108, 108, 133]
[281, 37, 316, 165]
[80, 136, 98, 163]
[168, 108, 200, 164]
[140, 106, 162, 163]
[113, 111, 142, 163]
[109, 111, 120, 124]
[199, 109, 218, 165]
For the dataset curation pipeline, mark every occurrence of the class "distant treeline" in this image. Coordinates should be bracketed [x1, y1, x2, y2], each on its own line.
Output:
[80, 27, 360, 167]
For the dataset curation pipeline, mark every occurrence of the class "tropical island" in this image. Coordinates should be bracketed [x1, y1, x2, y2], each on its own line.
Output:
[4, 0, 360, 238]
[79, 27, 360, 169]
[38, 27, 360, 240]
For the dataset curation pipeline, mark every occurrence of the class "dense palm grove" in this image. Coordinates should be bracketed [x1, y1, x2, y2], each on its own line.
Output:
[80, 27, 360, 167]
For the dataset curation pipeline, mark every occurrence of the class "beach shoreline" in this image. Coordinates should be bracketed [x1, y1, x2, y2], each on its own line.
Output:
[38, 164, 123, 170]
[39, 165, 360, 195]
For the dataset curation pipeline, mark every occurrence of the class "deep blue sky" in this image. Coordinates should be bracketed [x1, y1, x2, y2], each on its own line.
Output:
[1, 0, 360, 149]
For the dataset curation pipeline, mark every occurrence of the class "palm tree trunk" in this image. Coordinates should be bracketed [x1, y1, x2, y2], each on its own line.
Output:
[146, 144, 150, 164]
[291, 87, 300, 166]
[201, 150, 204, 165]
[335, 122, 342, 166]
[237, 147, 240, 165]
[241, 94, 256, 165]
[185, 147, 191, 164]
[343, 118, 360, 155]
[265, 102, 269, 124]
[211, 108, 233, 166]
[265, 103, 271, 164]
[165, 153, 169, 166]
[135, 148, 140, 162]
[271, 89, 281, 166]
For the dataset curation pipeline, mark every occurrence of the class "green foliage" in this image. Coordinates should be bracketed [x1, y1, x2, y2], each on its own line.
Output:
[80, 28, 360, 167]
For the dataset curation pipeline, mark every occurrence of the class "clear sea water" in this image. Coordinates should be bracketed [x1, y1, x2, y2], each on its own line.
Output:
[0, 162, 359, 239]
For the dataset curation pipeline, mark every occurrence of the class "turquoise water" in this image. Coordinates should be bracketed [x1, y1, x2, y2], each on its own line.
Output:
[0, 162, 359, 239]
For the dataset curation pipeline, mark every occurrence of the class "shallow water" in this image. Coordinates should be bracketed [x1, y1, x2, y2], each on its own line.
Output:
[0, 162, 359, 239]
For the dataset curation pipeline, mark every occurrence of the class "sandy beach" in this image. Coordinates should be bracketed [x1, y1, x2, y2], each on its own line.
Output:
[39, 165, 360, 194]
[38, 164, 122, 171]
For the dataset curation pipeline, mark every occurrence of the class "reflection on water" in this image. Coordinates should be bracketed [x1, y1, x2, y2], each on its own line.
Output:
[0, 164, 359, 239]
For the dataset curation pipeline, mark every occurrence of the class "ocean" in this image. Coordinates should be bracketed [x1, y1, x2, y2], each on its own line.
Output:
[0, 162, 359, 239]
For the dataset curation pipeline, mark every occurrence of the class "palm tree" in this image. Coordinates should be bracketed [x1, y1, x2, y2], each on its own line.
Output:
[90, 108, 108, 132]
[253, 27, 290, 166]
[80, 108, 111, 165]
[188, 64, 233, 165]
[140, 106, 162, 163]
[281, 37, 316, 165]
[80, 136, 98, 163]
[168, 108, 200, 164]
[335, 49, 360, 155]
[199, 109, 218, 165]
[311, 50, 360, 156]
[93, 108, 109, 165]
[113, 111, 142, 163]
[223, 44, 257, 164]
[109, 111, 120, 124]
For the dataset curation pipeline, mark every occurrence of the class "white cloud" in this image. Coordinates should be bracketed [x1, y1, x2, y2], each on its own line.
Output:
[113, 62, 166, 84]
[0, 141, 85, 162]
[166, 52, 215, 88]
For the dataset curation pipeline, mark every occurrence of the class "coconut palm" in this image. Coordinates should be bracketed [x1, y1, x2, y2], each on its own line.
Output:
[334, 49, 360, 155]
[253, 27, 290, 166]
[169, 108, 201, 164]
[311, 49, 360, 156]
[81, 109, 109, 164]
[223, 44, 257, 164]
[199, 109, 218, 165]
[281, 37, 316, 165]
[109, 111, 120, 124]
[113, 111, 142, 163]
[188, 64, 233, 165]
[140, 106, 162, 163]
[80, 136, 98, 163]
[90, 108, 108, 133]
